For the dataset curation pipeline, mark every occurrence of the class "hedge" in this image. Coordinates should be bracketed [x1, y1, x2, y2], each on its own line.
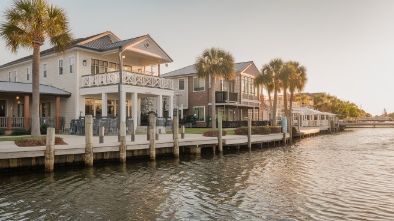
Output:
[203, 129, 227, 137]
[234, 126, 282, 135]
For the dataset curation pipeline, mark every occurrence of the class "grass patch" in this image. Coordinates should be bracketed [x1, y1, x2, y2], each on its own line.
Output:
[0, 137, 25, 142]
[14, 136, 67, 147]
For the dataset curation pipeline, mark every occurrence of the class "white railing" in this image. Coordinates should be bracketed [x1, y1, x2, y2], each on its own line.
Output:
[12, 117, 24, 128]
[81, 71, 173, 90]
[0, 117, 7, 128]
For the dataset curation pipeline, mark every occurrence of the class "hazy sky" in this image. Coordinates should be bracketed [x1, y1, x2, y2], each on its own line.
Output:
[1, 0, 394, 116]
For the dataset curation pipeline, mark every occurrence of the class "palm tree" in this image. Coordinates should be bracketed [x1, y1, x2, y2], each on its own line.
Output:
[287, 61, 307, 142]
[255, 64, 274, 124]
[262, 58, 284, 126]
[1, 0, 72, 136]
[195, 48, 235, 129]
[279, 62, 293, 124]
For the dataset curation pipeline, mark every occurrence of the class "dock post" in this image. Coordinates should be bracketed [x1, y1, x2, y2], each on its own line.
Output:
[247, 117, 252, 150]
[218, 112, 223, 153]
[119, 122, 126, 162]
[85, 115, 93, 167]
[45, 127, 55, 172]
[99, 125, 104, 143]
[149, 113, 156, 160]
[181, 125, 185, 139]
[173, 115, 179, 158]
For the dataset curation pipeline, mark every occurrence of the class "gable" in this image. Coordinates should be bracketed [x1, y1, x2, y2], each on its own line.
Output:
[124, 36, 173, 63]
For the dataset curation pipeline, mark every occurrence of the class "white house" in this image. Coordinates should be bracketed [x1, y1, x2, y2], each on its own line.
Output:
[0, 31, 174, 132]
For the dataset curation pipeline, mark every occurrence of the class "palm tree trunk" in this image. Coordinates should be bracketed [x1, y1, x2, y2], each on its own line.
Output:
[31, 43, 41, 136]
[289, 92, 294, 143]
[272, 86, 278, 126]
[211, 76, 216, 129]
[283, 88, 288, 132]
[268, 93, 273, 125]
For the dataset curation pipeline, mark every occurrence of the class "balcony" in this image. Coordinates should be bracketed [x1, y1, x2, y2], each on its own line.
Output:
[215, 91, 238, 103]
[241, 93, 259, 101]
[80, 71, 173, 90]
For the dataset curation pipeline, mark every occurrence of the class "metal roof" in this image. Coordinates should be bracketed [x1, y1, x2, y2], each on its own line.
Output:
[0, 81, 71, 97]
[293, 107, 336, 116]
[0, 31, 172, 68]
[162, 61, 253, 78]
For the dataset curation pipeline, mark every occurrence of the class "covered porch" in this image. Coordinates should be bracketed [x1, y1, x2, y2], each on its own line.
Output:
[0, 81, 71, 132]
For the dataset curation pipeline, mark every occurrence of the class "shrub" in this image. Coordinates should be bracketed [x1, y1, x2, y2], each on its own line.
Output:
[269, 126, 281, 133]
[203, 129, 227, 137]
[11, 128, 30, 136]
[253, 126, 271, 135]
[40, 124, 49, 135]
[14, 136, 67, 147]
[0, 128, 5, 136]
[234, 127, 248, 135]
[235, 126, 271, 135]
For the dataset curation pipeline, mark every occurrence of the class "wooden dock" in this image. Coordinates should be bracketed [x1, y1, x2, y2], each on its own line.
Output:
[0, 127, 322, 171]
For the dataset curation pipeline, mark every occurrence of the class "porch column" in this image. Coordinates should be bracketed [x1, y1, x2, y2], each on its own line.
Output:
[102, 93, 108, 117]
[157, 95, 163, 118]
[137, 97, 141, 126]
[120, 91, 126, 123]
[169, 95, 174, 120]
[55, 96, 60, 131]
[24, 95, 30, 130]
[132, 92, 138, 132]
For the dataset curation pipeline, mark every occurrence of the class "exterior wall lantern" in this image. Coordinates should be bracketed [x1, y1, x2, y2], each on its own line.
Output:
[83, 60, 87, 66]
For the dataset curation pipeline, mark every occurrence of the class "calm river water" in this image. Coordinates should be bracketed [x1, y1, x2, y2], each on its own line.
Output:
[1, 128, 394, 220]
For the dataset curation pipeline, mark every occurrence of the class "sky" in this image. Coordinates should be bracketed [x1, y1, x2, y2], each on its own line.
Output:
[1, 0, 394, 116]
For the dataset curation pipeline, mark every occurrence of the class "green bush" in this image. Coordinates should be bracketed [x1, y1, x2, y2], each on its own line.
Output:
[0, 128, 6, 136]
[40, 124, 49, 135]
[269, 126, 281, 133]
[11, 128, 31, 136]
[203, 129, 227, 137]
[235, 126, 272, 135]
[234, 127, 248, 135]
[253, 126, 271, 135]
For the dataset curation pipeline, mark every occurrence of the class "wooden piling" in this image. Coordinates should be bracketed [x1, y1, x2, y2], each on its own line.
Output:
[149, 113, 156, 160]
[173, 115, 179, 158]
[85, 115, 93, 167]
[119, 122, 126, 162]
[45, 127, 55, 172]
[99, 125, 104, 143]
[218, 112, 223, 153]
[247, 117, 252, 150]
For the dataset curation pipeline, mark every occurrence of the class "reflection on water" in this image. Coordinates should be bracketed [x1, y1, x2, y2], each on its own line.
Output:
[1, 128, 394, 220]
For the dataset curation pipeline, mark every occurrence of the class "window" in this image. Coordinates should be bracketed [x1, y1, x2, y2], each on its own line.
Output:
[108, 62, 118, 72]
[8, 72, 11, 82]
[193, 106, 205, 122]
[0, 100, 6, 117]
[193, 77, 205, 92]
[14, 71, 17, 82]
[91, 59, 99, 74]
[43, 64, 47, 78]
[26, 67, 30, 81]
[179, 79, 185, 90]
[99, 60, 108, 73]
[69, 57, 74, 73]
[59, 60, 63, 75]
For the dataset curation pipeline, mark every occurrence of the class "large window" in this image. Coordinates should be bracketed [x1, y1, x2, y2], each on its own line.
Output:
[14, 71, 17, 82]
[99, 60, 108, 73]
[69, 57, 74, 73]
[193, 77, 205, 92]
[179, 79, 185, 90]
[193, 106, 205, 122]
[26, 67, 30, 81]
[59, 59, 63, 75]
[8, 72, 11, 82]
[91, 59, 99, 74]
[43, 64, 47, 78]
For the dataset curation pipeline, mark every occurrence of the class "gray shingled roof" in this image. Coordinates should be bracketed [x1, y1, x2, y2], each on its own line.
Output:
[161, 61, 253, 78]
[0, 81, 71, 97]
[0, 32, 148, 69]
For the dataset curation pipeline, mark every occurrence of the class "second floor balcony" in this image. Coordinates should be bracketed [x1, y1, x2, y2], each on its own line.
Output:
[80, 71, 173, 90]
[215, 91, 238, 103]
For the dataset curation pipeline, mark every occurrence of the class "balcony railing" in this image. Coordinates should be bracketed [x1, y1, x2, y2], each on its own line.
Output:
[80, 71, 173, 90]
[241, 94, 259, 100]
[215, 91, 238, 103]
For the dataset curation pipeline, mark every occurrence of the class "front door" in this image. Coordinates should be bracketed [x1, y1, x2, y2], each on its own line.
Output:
[41, 102, 51, 117]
